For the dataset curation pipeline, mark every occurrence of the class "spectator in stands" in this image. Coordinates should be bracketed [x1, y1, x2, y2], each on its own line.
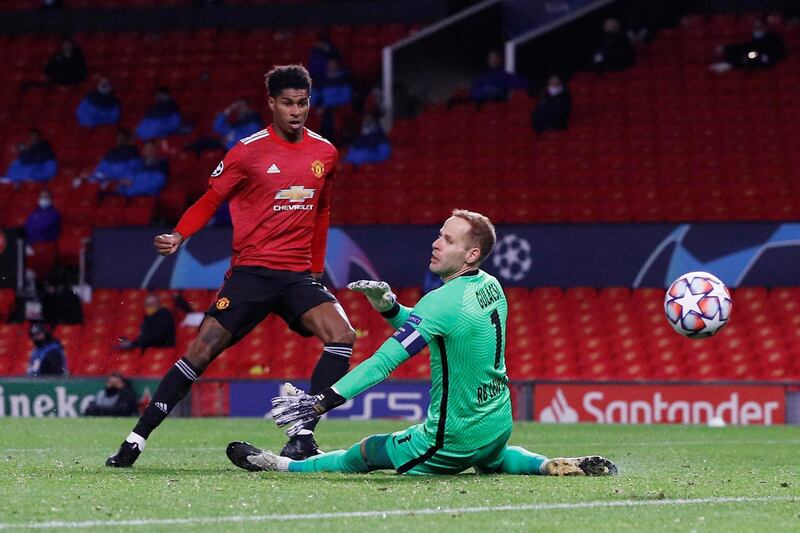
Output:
[3, 129, 58, 184]
[343, 114, 392, 165]
[44, 38, 87, 87]
[592, 18, 635, 72]
[114, 292, 175, 351]
[213, 99, 263, 149]
[469, 49, 527, 104]
[113, 141, 168, 198]
[315, 58, 354, 109]
[135, 86, 183, 140]
[531, 75, 572, 135]
[27, 322, 67, 377]
[711, 17, 786, 73]
[308, 33, 341, 83]
[84, 373, 138, 417]
[24, 189, 60, 281]
[41, 268, 83, 326]
[91, 129, 140, 187]
[76, 77, 121, 128]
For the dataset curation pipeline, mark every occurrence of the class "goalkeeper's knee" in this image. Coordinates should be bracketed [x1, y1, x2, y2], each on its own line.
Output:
[361, 434, 393, 470]
[338, 442, 371, 473]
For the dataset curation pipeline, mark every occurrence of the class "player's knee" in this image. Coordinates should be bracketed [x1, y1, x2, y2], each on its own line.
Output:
[184, 342, 218, 371]
[184, 322, 231, 371]
[335, 325, 356, 345]
[360, 434, 392, 470]
[318, 322, 356, 345]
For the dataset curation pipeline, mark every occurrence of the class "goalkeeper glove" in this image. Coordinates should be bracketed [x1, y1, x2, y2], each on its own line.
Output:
[271, 383, 346, 437]
[346, 280, 397, 312]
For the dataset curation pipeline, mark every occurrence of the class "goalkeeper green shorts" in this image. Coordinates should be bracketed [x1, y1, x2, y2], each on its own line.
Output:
[385, 424, 513, 475]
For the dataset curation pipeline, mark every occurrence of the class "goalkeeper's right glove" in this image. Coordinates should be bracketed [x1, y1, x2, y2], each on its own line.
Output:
[271, 383, 346, 437]
[346, 280, 397, 313]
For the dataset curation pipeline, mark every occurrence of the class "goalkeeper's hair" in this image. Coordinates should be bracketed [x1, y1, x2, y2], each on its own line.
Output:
[451, 209, 496, 265]
[264, 64, 312, 97]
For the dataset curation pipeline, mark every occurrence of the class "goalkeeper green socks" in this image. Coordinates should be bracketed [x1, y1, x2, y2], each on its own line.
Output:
[288, 442, 369, 473]
[498, 446, 548, 475]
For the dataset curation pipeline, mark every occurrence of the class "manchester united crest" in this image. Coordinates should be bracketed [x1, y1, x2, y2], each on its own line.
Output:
[311, 160, 325, 179]
[215, 297, 230, 310]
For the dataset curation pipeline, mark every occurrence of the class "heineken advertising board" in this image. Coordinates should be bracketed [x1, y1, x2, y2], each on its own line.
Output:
[0, 379, 158, 418]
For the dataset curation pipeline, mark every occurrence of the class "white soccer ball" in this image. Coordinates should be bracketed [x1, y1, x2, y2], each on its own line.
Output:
[664, 271, 732, 338]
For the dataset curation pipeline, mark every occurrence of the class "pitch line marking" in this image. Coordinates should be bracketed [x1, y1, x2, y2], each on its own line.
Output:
[0, 496, 795, 529]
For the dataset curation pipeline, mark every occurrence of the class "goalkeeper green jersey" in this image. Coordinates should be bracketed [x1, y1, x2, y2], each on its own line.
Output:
[334, 270, 511, 452]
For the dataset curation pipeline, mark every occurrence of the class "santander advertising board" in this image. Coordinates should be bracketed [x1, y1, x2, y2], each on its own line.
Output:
[534, 384, 784, 425]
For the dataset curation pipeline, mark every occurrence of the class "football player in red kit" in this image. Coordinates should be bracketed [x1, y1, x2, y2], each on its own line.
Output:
[106, 65, 355, 467]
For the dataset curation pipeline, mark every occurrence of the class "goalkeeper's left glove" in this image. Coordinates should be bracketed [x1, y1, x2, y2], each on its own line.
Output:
[346, 280, 397, 312]
[271, 383, 346, 437]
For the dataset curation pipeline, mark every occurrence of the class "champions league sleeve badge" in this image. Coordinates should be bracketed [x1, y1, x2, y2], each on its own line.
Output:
[211, 161, 224, 177]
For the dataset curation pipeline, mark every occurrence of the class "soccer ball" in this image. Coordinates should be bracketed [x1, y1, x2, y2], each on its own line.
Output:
[664, 271, 732, 338]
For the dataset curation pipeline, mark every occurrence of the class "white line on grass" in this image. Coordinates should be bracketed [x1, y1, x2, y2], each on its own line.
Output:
[0, 496, 795, 530]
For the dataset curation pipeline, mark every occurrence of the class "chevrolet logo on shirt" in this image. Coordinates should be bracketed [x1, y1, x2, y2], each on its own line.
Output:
[274, 186, 316, 211]
[275, 186, 315, 202]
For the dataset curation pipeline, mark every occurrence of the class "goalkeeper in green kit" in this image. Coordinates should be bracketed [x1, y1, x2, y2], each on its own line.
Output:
[227, 210, 617, 476]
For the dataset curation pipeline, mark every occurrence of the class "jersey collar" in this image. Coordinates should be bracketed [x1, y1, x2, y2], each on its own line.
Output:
[268, 124, 306, 148]
[444, 268, 480, 283]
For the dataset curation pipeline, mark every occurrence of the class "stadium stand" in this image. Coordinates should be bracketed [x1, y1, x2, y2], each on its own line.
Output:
[1, 286, 799, 381]
[1, 12, 799, 385]
[341, 13, 800, 225]
[3, 15, 797, 230]
[0, 22, 411, 235]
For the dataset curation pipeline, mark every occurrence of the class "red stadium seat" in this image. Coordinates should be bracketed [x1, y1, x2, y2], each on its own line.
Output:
[685, 361, 722, 381]
[181, 289, 215, 312]
[615, 362, 648, 381]
[139, 357, 173, 378]
[0, 328, 22, 375]
[581, 360, 614, 380]
[652, 363, 687, 380]
[0, 289, 15, 322]
[57, 225, 91, 268]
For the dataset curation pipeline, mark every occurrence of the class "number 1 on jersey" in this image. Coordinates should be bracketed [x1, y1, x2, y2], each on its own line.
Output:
[490, 309, 502, 369]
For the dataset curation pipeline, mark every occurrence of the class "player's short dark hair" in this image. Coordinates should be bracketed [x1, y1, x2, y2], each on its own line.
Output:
[264, 64, 312, 97]
[451, 209, 496, 265]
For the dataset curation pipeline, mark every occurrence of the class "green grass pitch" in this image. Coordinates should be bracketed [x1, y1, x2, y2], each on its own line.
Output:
[1, 418, 798, 531]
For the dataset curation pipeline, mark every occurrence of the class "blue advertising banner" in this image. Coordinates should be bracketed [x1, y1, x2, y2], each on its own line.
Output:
[91, 223, 800, 289]
[229, 380, 430, 420]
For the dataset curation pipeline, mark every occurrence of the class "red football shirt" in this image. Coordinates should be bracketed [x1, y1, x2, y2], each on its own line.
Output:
[204, 125, 338, 272]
